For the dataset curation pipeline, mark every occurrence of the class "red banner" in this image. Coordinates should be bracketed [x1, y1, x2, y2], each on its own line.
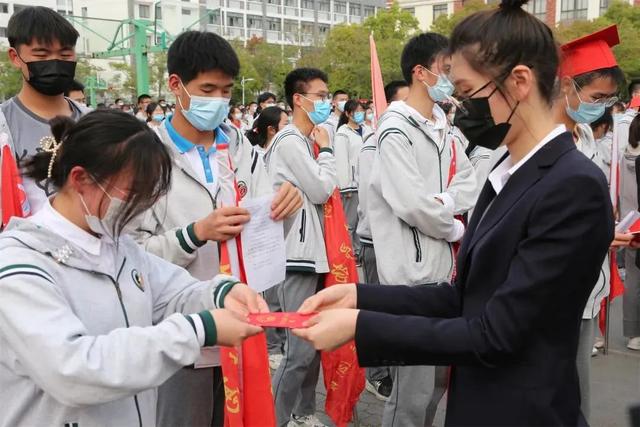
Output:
[320, 188, 366, 426]
[1, 140, 30, 228]
[599, 249, 625, 335]
[219, 150, 276, 427]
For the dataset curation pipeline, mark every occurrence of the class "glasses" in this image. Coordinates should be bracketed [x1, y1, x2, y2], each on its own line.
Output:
[572, 80, 618, 107]
[300, 92, 330, 102]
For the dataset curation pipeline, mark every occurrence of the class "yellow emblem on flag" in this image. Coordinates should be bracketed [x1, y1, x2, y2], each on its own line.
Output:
[223, 377, 241, 414]
[339, 243, 354, 260]
[220, 263, 232, 274]
[331, 263, 348, 283]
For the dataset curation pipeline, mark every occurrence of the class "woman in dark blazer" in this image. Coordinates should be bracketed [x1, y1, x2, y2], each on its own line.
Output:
[293, 1, 614, 426]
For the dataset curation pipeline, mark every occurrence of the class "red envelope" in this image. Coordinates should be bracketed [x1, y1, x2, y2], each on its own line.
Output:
[248, 312, 317, 328]
[629, 218, 640, 235]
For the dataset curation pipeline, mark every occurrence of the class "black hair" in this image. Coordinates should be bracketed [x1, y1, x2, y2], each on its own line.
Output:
[8, 6, 78, 50]
[338, 99, 364, 128]
[590, 107, 613, 134]
[384, 80, 409, 103]
[612, 101, 626, 114]
[628, 79, 640, 98]
[333, 89, 347, 98]
[23, 110, 172, 238]
[245, 106, 285, 148]
[115, 98, 123, 104]
[137, 94, 151, 104]
[167, 30, 240, 84]
[439, 102, 454, 115]
[401, 32, 449, 85]
[228, 105, 242, 121]
[248, 101, 258, 107]
[63, 80, 84, 97]
[573, 66, 625, 91]
[450, 0, 559, 104]
[630, 114, 640, 149]
[255, 92, 277, 117]
[145, 102, 166, 121]
[284, 67, 329, 111]
[96, 103, 107, 110]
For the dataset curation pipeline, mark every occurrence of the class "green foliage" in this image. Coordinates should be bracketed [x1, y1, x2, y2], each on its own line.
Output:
[429, 0, 491, 36]
[0, 49, 22, 100]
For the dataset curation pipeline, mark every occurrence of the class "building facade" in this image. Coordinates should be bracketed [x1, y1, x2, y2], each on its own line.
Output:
[0, 1, 59, 40]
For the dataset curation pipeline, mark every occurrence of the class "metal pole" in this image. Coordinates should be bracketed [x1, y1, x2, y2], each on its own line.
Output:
[242, 77, 246, 106]
[133, 20, 150, 95]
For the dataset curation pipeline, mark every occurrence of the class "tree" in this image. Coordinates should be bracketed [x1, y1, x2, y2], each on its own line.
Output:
[0, 48, 22, 101]
[430, 0, 491, 36]
[148, 51, 168, 99]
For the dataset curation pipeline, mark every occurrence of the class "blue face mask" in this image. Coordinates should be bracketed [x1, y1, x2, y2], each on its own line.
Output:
[301, 95, 332, 125]
[152, 114, 165, 122]
[179, 83, 230, 131]
[337, 100, 347, 112]
[366, 112, 374, 122]
[422, 67, 454, 103]
[565, 95, 606, 124]
[353, 111, 365, 125]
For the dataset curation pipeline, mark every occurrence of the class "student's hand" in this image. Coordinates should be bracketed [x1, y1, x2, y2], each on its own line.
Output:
[298, 284, 357, 313]
[211, 309, 263, 347]
[612, 232, 635, 247]
[224, 284, 269, 316]
[271, 182, 303, 220]
[312, 126, 330, 149]
[194, 206, 250, 242]
[292, 309, 359, 351]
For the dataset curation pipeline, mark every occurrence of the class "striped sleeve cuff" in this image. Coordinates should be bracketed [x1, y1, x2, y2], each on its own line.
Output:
[319, 147, 333, 155]
[184, 311, 217, 347]
[212, 275, 241, 309]
[175, 223, 207, 254]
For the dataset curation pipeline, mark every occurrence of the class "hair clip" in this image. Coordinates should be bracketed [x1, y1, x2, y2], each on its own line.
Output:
[39, 135, 61, 179]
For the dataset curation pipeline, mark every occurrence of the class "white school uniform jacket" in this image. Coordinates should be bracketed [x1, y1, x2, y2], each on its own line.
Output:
[0, 210, 238, 427]
[135, 120, 272, 365]
[574, 123, 610, 319]
[263, 123, 337, 273]
[334, 124, 372, 193]
[356, 132, 377, 245]
[368, 101, 478, 285]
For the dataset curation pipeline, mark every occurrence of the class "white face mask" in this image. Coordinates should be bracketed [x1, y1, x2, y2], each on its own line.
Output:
[234, 112, 243, 121]
[79, 181, 137, 241]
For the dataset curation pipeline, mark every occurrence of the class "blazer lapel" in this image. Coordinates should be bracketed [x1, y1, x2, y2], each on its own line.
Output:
[456, 132, 576, 281]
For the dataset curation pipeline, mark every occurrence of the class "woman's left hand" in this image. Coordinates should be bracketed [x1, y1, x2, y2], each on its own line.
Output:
[611, 232, 638, 248]
[224, 284, 269, 316]
[292, 309, 359, 351]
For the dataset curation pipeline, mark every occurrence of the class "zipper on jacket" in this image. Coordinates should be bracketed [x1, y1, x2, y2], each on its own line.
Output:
[105, 258, 144, 427]
[180, 167, 217, 209]
[299, 209, 306, 242]
[410, 227, 422, 263]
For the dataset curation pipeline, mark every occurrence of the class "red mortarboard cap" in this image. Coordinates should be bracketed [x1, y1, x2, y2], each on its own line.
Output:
[559, 25, 620, 78]
[629, 97, 640, 109]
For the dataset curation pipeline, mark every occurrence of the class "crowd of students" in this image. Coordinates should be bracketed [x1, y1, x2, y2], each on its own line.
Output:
[0, 2, 639, 427]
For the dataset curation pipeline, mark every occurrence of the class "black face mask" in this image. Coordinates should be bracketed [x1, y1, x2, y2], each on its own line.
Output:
[453, 81, 518, 151]
[23, 58, 76, 96]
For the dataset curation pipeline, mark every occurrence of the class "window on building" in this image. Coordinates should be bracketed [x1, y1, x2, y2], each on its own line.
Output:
[0, 27, 6, 37]
[363, 6, 375, 17]
[155, 4, 162, 19]
[285, 0, 297, 6]
[284, 19, 298, 32]
[13, 4, 28, 13]
[335, 1, 346, 13]
[247, 15, 263, 28]
[182, 8, 191, 15]
[139, 4, 150, 18]
[57, 9, 67, 15]
[267, 18, 281, 31]
[318, 24, 329, 34]
[228, 13, 244, 27]
[208, 10, 221, 24]
[432, 3, 447, 19]
[560, 0, 588, 21]
[318, 0, 330, 11]
[349, 3, 361, 16]
[301, 22, 314, 33]
[524, 0, 546, 20]
[0, 3, 8, 14]
[301, 0, 314, 9]
[81, 6, 87, 17]
[403, 7, 415, 15]
[267, 0, 282, 4]
[599, 0, 610, 15]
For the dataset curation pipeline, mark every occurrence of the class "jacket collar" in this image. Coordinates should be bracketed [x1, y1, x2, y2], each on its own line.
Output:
[457, 132, 575, 281]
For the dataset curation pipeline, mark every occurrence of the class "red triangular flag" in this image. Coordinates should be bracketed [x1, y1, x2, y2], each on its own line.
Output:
[599, 250, 624, 335]
[1, 135, 30, 229]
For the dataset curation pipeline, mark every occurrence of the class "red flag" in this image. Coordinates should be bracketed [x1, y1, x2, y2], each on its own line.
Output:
[370, 34, 387, 126]
[1, 135, 30, 229]
[314, 145, 365, 426]
[218, 152, 276, 427]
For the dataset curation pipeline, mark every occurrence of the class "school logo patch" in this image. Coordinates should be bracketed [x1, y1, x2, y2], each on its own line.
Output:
[237, 181, 248, 199]
[131, 269, 144, 292]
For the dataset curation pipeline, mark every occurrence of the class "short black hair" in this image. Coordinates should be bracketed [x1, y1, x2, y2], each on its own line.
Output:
[384, 80, 409, 102]
[333, 89, 347, 98]
[590, 107, 613, 134]
[573, 66, 625, 91]
[401, 32, 449, 84]
[137, 94, 151, 104]
[64, 79, 84, 97]
[628, 79, 640, 98]
[8, 6, 78, 50]
[167, 30, 240, 84]
[257, 92, 277, 104]
[284, 68, 328, 110]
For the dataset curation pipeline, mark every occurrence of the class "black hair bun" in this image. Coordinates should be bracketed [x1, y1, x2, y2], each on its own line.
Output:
[49, 115, 74, 144]
[500, 0, 530, 10]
